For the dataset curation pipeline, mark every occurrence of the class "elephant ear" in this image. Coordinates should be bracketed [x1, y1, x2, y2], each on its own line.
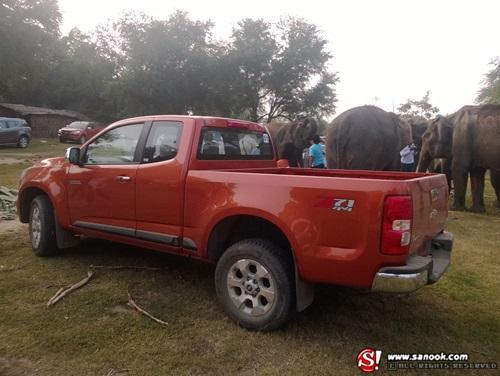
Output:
[303, 118, 318, 138]
[292, 117, 317, 149]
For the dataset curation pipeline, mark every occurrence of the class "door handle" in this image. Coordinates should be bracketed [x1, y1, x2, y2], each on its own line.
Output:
[116, 175, 131, 182]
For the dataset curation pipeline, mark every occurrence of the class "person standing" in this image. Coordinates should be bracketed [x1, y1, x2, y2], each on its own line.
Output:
[308, 135, 326, 168]
[400, 142, 416, 172]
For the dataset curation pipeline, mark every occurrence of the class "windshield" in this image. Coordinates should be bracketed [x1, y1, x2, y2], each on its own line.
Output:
[67, 122, 88, 129]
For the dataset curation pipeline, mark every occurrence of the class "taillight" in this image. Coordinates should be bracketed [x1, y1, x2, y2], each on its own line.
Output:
[381, 195, 412, 255]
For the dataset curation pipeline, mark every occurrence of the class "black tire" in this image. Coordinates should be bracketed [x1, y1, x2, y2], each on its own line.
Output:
[29, 195, 58, 256]
[17, 135, 29, 148]
[79, 135, 86, 144]
[215, 238, 295, 331]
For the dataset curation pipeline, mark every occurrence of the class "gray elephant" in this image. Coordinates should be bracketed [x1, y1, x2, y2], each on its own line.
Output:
[417, 105, 500, 212]
[266, 118, 317, 167]
[416, 115, 453, 190]
[325, 105, 412, 170]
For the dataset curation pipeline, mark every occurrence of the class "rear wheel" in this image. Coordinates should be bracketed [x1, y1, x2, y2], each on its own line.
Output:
[17, 135, 29, 148]
[29, 195, 58, 256]
[215, 238, 294, 331]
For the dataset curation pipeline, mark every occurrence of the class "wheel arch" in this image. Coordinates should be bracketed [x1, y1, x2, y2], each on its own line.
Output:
[18, 186, 50, 223]
[205, 212, 314, 312]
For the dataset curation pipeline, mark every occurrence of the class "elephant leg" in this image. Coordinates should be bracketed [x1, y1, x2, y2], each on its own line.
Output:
[469, 167, 486, 213]
[491, 170, 500, 208]
[452, 165, 468, 211]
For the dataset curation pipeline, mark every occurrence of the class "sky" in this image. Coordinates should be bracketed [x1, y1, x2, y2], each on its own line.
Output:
[58, 0, 500, 117]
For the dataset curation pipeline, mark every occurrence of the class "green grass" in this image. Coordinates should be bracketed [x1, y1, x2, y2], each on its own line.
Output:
[0, 141, 499, 374]
[0, 137, 68, 157]
[0, 217, 499, 375]
[0, 138, 68, 189]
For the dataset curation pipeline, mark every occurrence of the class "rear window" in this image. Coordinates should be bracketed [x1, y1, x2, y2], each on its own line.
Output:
[68, 121, 89, 129]
[197, 127, 273, 160]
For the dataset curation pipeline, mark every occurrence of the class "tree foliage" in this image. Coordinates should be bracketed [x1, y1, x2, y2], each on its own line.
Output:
[477, 58, 500, 104]
[397, 91, 439, 120]
[226, 17, 337, 122]
[0, 0, 61, 103]
[0, 2, 337, 123]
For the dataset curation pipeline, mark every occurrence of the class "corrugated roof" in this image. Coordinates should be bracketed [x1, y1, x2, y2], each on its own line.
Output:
[0, 103, 90, 120]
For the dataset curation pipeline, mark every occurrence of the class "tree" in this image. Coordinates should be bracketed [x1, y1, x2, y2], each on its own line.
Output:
[103, 11, 220, 118]
[44, 28, 117, 121]
[397, 91, 439, 120]
[227, 17, 337, 123]
[0, 0, 61, 103]
[477, 58, 500, 104]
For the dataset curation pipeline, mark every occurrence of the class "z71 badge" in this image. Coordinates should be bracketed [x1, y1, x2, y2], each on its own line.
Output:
[315, 197, 356, 212]
[332, 199, 355, 212]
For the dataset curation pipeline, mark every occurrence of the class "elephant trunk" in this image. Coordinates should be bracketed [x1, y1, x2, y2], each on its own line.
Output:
[417, 151, 432, 172]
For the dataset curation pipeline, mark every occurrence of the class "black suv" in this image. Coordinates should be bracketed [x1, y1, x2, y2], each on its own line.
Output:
[0, 117, 31, 148]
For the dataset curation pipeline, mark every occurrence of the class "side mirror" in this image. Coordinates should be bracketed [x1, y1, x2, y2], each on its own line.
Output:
[65, 147, 81, 165]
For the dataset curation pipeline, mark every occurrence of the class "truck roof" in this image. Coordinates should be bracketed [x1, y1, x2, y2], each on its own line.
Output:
[115, 115, 266, 132]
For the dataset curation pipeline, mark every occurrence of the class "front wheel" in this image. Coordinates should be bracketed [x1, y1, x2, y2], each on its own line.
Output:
[215, 239, 294, 331]
[29, 195, 58, 256]
[17, 135, 29, 148]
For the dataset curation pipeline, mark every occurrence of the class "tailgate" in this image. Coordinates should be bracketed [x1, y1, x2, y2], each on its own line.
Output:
[408, 174, 449, 255]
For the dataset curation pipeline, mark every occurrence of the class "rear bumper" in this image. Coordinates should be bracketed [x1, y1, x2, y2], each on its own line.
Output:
[371, 231, 453, 293]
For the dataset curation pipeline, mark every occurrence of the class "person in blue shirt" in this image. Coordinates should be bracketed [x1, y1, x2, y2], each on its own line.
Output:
[308, 135, 326, 168]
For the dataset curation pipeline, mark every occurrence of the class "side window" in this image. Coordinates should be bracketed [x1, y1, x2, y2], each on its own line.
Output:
[142, 121, 182, 163]
[0, 121, 7, 129]
[7, 120, 18, 128]
[85, 123, 144, 164]
[198, 128, 273, 160]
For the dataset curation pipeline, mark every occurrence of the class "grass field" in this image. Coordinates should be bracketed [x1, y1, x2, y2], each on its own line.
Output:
[0, 139, 499, 375]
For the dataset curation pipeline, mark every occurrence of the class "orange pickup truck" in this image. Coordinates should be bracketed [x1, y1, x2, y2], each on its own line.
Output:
[17, 115, 453, 331]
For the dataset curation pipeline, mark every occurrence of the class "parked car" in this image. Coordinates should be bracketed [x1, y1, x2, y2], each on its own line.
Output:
[0, 117, 31, 148]
[58, 121, 105, 144]
[18, 115, 453, 331]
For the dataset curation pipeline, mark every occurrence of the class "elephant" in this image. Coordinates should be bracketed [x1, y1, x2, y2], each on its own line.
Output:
[417, 105, 500, 212]
[266, 118, 318, 167]
[416, 115, 454, 190]
[325, 105, 412, 171]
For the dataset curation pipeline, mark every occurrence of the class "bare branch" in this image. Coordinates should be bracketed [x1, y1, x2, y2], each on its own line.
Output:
[127, 291, 168, 326]
[47, 271, 94, 307]
[89, 265, 162, 271]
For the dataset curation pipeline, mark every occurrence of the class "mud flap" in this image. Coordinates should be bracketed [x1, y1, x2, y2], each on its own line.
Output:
[55, 215, 80, 249]
[295, 265, 315, 312]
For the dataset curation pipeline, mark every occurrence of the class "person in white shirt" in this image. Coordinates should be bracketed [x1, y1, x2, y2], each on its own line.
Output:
[400, 142, 417, 172]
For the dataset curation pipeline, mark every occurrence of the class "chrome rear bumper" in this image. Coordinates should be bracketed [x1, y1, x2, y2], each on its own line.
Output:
[372, 231, 453, 293]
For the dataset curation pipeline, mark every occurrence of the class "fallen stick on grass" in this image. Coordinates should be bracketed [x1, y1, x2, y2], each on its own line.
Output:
[89, 265, 162, 271]
[127, 291, 168, 326]
[47, 271, 94, 307]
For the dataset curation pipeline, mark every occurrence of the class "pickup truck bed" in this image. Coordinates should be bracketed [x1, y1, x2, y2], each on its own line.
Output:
[186, 167, 449, 289]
